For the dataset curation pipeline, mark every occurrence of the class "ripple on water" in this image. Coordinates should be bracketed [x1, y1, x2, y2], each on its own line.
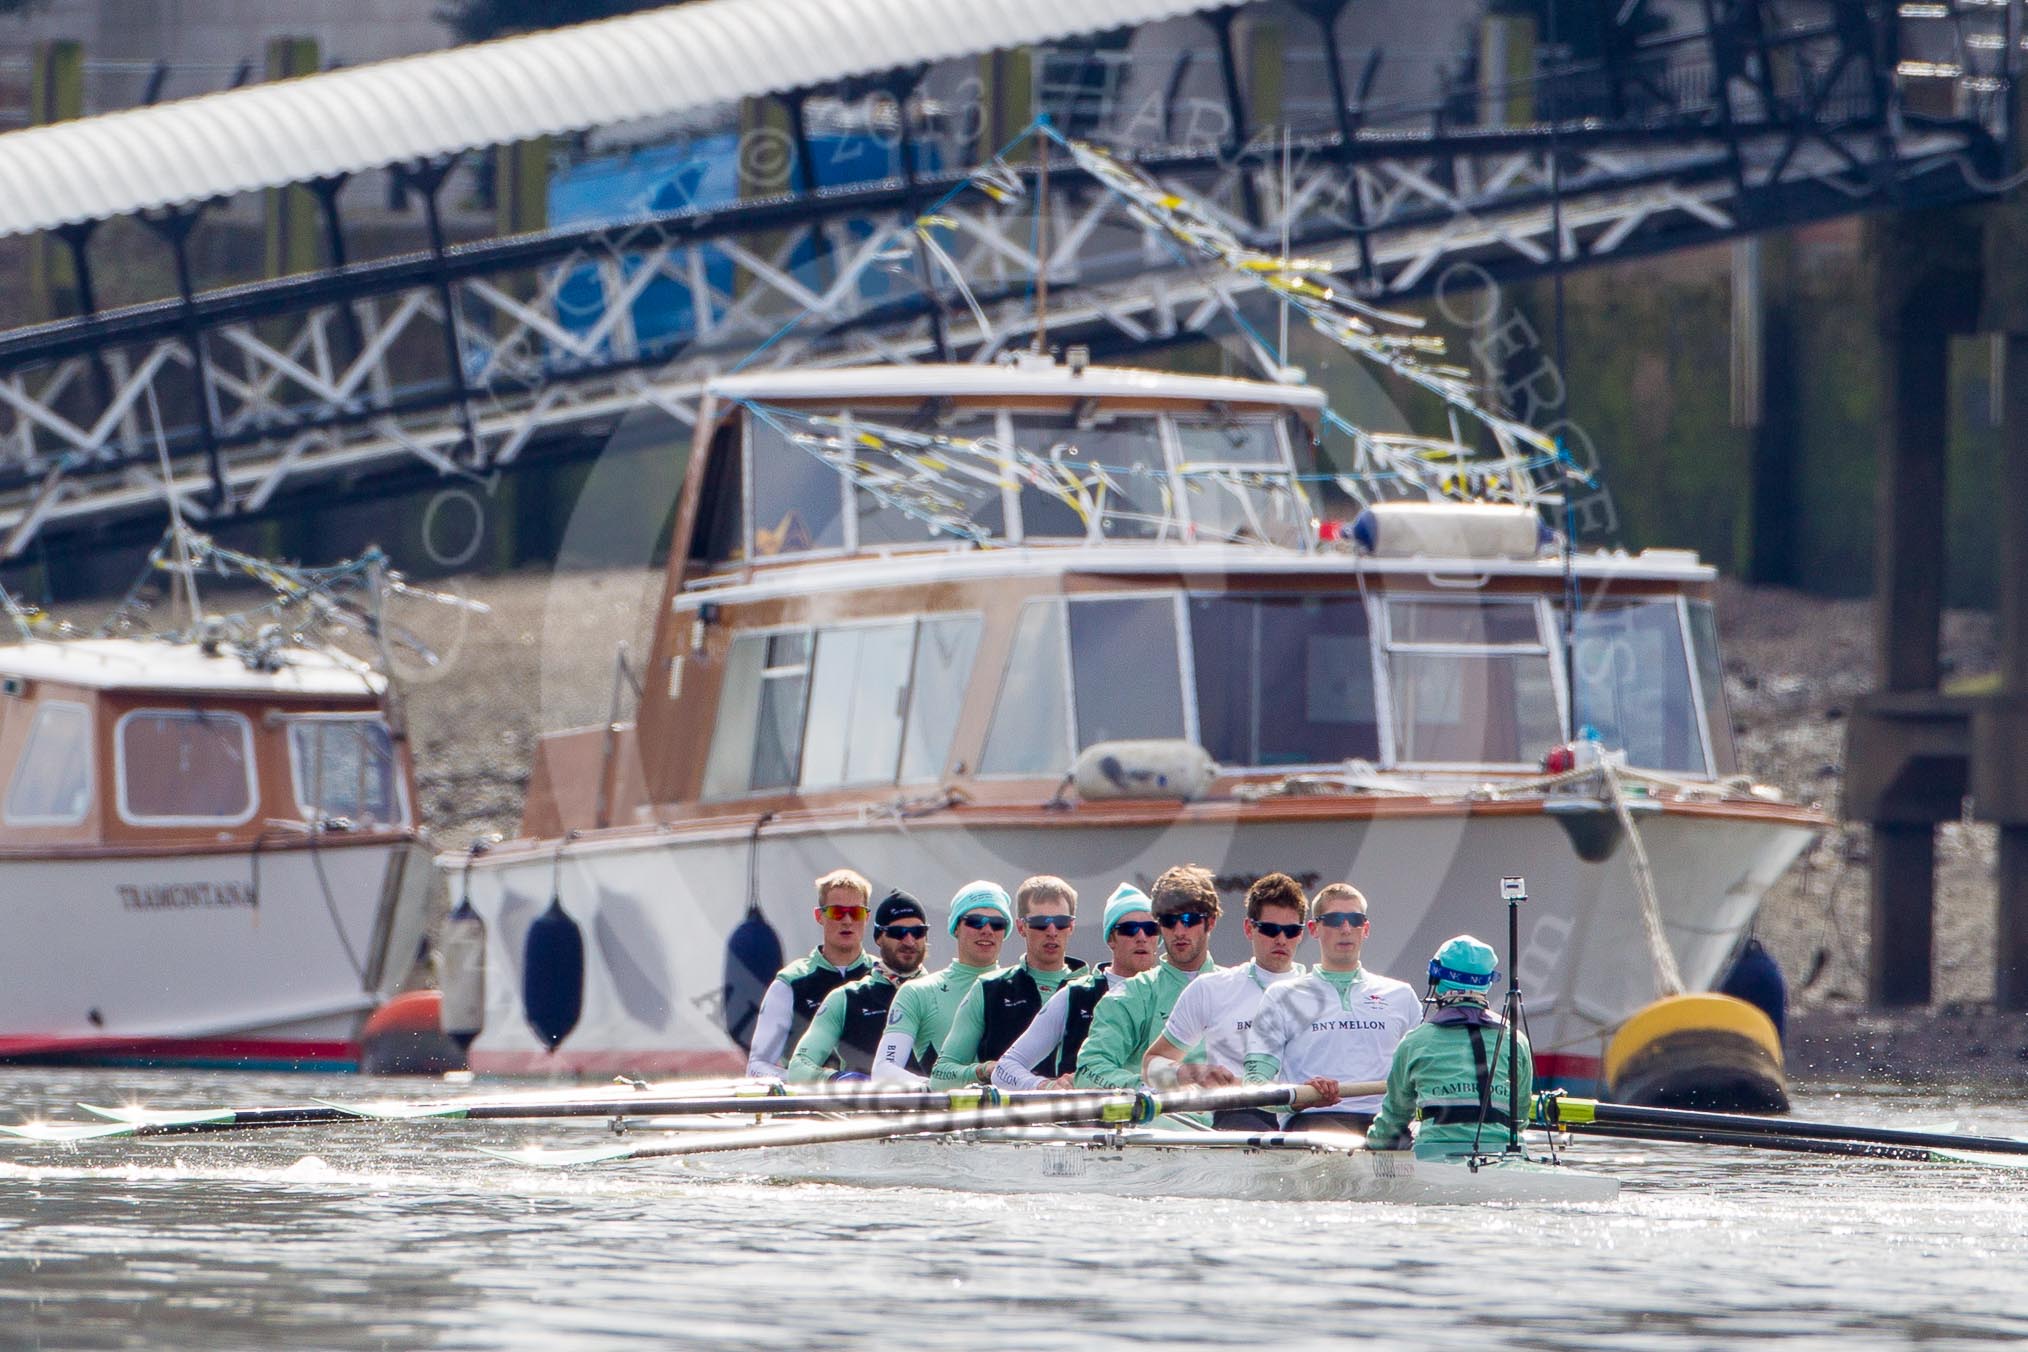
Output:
[1, 1074, 2028, 1348]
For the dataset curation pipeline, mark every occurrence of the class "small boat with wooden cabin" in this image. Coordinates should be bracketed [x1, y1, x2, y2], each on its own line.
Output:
[0, 550, 436, 1070]
[438, 352, 1825, 1090]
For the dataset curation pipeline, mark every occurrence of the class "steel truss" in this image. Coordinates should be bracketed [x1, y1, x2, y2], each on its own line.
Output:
[0, 0, 2010, 555]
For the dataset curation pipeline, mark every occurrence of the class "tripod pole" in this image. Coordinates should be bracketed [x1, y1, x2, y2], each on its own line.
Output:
[1503, 879, 1526, 1153]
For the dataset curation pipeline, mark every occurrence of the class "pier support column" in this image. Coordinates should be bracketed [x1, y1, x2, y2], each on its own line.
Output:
[25, 41, 83, 323]
[1854, 211, 1982, 1007]
[262, 38, 320, 279]
[1987, 333, 2028, 1006]
[1868, 316, 1948, 1006]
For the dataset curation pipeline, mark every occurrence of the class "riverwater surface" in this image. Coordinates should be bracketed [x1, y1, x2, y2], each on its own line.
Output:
[0, 1070, 2023, 1350]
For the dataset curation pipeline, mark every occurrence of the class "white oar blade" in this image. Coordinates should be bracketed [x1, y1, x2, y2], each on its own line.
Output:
[77, 1104, 151, 1124]
[477, 1143, 640, 1168]
[0, 1120, 141, 1142]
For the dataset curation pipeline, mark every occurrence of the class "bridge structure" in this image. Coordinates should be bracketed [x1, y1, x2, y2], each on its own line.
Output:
[0, 0, 2012, 557]
[0, 0, 2026, 1011]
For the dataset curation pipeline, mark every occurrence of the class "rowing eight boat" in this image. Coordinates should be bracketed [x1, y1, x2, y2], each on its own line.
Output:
[666, 1126, 1622, 1205]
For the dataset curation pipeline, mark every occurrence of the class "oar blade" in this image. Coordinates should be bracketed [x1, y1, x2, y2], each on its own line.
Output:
[476, 1142, 641, 1168]
[0, 1119, 142, 1143]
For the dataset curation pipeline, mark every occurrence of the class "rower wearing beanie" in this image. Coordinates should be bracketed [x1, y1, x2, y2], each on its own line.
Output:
[786, 889, 932, 1082]
[1366, 934, 1534, 1159]
[1074, 865, 1223, 1091]
[871, 881, 1012, 1085]
[931, 876, 1086, 1088]
[994, 883, 1162, 1090]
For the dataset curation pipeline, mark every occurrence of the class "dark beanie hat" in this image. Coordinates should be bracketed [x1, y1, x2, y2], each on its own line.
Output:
[874, 889, 926, 927]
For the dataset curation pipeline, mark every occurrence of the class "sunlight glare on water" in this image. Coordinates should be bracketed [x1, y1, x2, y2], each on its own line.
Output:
[1, 1070, 2025, 1350]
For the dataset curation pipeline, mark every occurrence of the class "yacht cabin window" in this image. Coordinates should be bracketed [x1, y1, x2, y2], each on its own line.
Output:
[1562, 597, 1705, 773]
[898, 617, 985, 781]
[1687, 600, 1740, 774]
[981, 596, 1192, 774]
[115, 708, 257, 826]
[1383, 597, 1561, 767]
[1190, 596, 1378, 766]
[1066, 597, 1189, 745]
[288, 716, 405, 826]
[800, 622, 915, 789]
[704, 616, 983, 798]
[4, 700, 92, 826]
[980, 601, 1074, 776]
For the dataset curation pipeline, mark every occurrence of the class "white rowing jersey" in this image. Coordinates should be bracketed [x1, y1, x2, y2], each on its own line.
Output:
[1159, 961, 1306, 1074]
[1243, 967, 1423, 1114]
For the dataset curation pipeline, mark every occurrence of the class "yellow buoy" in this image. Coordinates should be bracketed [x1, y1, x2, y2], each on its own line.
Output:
[1605, 993, 1789, 1113]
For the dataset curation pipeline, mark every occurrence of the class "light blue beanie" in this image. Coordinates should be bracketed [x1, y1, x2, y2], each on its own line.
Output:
[947, 880, 1015, 935]
[1100, 883, 1154, 939]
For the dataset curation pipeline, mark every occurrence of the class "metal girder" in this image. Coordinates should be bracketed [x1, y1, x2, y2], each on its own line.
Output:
[0, 0, 2008, 555]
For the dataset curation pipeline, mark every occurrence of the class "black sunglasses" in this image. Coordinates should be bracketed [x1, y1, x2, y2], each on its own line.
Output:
[960, 915, 1010, 932]
[1111, 920, 1160, 938]
[1252, 921, 1304, 939]
[1157, 912, 1207, 929]
[1023, 914, 1075, 931]
[1316, 912, 1369, 928]
[876, 924, 929, 940]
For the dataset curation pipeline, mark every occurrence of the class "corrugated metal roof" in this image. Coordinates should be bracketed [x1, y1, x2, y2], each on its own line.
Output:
[0, 0, 1228, 240]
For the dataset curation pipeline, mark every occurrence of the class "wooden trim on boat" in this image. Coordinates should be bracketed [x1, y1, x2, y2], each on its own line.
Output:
[468, 789, 1826, 866]
[0, 827, 421, 862]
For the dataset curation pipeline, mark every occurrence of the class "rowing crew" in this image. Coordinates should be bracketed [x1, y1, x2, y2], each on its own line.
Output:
[744, 865, 1532, 1159]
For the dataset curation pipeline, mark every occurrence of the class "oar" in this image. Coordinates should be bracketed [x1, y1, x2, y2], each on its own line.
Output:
[482, 1083, 1329, 1167]
[0, 1078, 784, 1144]
[2, 1083, 1176, 1144]
[1542, 1096, 2028, 1158]
[1553, 1120, 2028, 1166]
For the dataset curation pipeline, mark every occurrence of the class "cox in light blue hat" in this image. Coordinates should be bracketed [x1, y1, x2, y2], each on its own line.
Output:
[947, 880, 1014, 935]
[1100, 882, 1154, 939]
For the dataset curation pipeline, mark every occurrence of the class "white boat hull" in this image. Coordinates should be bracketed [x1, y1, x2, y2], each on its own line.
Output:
[671, 1126, 1622, 1204]
[0, 837, 434, 1069]
[453, 801, 1815, 1087]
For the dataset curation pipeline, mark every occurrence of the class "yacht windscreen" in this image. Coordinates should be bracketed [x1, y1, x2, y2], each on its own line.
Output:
[1172, 415, 1308, 549]
[732, 401, 1308, 554]
[1008, 412, 1172, 542]
[1191, 596, 1377, 766]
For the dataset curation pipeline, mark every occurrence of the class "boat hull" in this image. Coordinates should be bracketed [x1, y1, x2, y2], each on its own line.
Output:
[0, 836, 435, 1071]
[452, 799, 1817, 1088]
[671, 1126, 1621, 1204]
